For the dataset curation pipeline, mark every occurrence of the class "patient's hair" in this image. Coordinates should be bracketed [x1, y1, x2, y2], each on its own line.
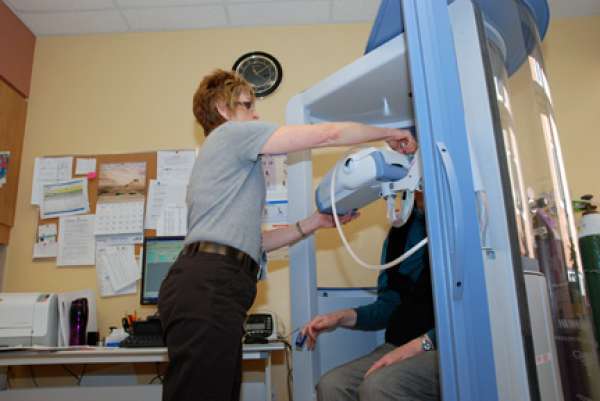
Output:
[193, 69, 255, 136]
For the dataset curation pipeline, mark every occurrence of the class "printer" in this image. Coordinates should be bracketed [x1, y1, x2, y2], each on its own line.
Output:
[0, 293, 58, 347]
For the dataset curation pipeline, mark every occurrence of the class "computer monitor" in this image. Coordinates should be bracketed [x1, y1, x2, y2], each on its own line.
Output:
[140, 236, 185, 305]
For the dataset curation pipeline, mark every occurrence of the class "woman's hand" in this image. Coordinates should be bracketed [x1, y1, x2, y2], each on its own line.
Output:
[364, 337, 423, 377]
[300, 309, 357, 350]
[307, 211, 360, 231]
[387, 129, 418, 154]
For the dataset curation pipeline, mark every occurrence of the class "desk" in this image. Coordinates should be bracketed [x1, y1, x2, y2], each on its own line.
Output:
[0, 343, 286, 401]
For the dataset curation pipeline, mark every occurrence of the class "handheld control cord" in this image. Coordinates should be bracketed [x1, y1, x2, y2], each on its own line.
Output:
[330, 160, 428, 271]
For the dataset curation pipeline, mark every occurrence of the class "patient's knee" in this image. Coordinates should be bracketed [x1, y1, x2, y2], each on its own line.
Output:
[316, 368, 351, 400]
[358, 373, 386, 400]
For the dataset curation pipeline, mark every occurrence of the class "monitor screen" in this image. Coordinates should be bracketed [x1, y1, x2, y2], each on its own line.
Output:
[140, 236, 185, 305]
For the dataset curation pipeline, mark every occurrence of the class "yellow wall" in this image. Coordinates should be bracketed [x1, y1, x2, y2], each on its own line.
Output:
[543, 15, 600, 203]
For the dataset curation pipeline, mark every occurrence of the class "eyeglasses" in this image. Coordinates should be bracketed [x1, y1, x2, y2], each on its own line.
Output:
[235, 101, 255, 111]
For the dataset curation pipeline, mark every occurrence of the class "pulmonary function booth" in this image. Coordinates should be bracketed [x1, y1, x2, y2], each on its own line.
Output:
[287, 0, 600, 400]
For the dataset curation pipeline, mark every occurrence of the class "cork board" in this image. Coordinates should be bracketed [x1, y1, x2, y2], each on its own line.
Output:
[36, 151, 157, 257]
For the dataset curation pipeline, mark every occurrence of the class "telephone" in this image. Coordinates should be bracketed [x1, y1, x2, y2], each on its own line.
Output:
[244, 313, 278, 342]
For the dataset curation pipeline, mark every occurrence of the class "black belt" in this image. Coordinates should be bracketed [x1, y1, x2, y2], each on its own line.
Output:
[182, 241, 258, 275]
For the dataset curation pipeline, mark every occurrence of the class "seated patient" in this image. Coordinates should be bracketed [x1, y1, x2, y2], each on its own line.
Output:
[301, 191, 439, 401]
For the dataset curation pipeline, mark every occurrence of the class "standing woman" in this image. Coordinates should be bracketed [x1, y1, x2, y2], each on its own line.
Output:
[158, 69, 417, 401]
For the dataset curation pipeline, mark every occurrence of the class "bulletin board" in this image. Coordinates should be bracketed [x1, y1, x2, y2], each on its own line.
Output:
[30, 148, 199, 299]
[36, 151, 158, 256]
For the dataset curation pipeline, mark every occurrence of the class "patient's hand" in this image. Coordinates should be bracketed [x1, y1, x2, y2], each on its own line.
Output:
[301, 313, 338, 350]
[364, 337, 423, 377]
[300, 309, 357, 350]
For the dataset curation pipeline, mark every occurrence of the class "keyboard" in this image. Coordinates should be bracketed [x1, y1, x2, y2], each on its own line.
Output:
[120, 334, 164, 348]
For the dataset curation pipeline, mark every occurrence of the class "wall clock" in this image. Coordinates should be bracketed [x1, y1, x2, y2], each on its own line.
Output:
[233, 51, 283, 98]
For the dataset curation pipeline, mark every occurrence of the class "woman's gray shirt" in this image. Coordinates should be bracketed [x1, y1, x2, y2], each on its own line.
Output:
[185, 121, 278, 264]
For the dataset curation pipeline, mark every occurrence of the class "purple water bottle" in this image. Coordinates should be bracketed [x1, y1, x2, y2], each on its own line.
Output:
[69, 298, 89, 346]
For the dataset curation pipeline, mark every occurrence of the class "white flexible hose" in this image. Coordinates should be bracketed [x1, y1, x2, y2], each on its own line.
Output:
[330, 161, 429, 271]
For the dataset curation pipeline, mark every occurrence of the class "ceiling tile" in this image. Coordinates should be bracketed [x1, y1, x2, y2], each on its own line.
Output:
[8, 0, 600, 37]
[5, 0, 114, 12]
[228, 1, 330, 26]
[17, 10, 128, 35]
[122, 5, 227, 31]
[331, 0, 380, 22]
[115, 0, 220, 8]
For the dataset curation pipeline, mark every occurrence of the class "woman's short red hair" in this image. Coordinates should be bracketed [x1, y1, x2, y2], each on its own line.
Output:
[193, 69, 255, 136]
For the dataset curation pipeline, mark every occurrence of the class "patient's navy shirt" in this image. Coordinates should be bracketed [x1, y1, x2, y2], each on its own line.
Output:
[353, 210, 436, 346]
[185, 121, 278, 264]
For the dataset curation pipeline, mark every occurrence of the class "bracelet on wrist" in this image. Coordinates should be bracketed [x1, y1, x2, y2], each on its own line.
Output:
[295, 221, 307, 239]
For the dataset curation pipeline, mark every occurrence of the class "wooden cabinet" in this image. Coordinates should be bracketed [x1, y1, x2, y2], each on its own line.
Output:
[0, 78, 27, 244]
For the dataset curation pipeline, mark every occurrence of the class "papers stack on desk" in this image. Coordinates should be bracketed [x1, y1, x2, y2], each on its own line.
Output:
[0, 345, 96, 353]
